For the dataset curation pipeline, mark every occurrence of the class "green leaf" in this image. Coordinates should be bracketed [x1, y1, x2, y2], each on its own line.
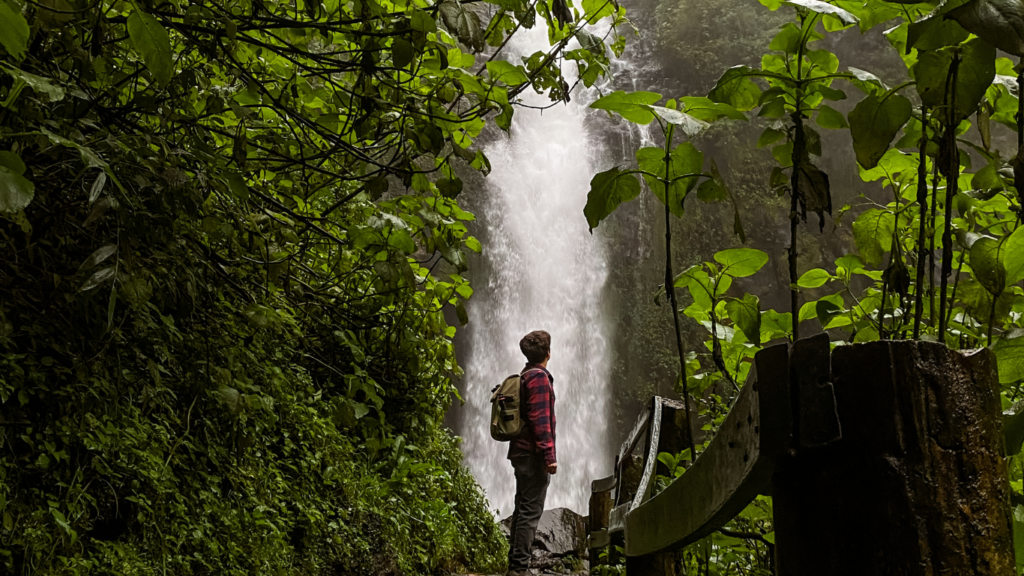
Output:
[78, 245, 117, 273]
[1003, 226, 1024, 285]
[392, 38, 414, 68]
[0, 166, 34, 213]
[590, 90, 662, 124]
[797, 268, 832, 288]
[679, 96, 748, 122]
[947, 0, 1024, 56]
[907, 14, 970, 51]
[128, 10, 173, 87]
[0, 64, 65, 102]
[816, 104, 849, 129]
[784, 0, 858, 25]
[708, 66, 763, 112]
[971, 236, 1007, 296]
[725, 294, 761, 346]
[847, 67, 888, 95]
[439, 1, 484, 51]
[79, 266, 115, 292]
[486, 60, 529, 85]
[583, 166, 641, 231]
[848, 92, 912, 169]
[816, 295, 843, 327]
[915, 39, 996, 121]
[0, 0, 29, 60]
[649, 106, 710, 136]
[1004, 408, 1024, 455]
[714, 248, 769, 278]
[994, 332, 1024, 384]
[0, 151, 25, 175]
[758, 128, 786, 148]
[852, 208, 895, 267]
[636, 142, 703, 218]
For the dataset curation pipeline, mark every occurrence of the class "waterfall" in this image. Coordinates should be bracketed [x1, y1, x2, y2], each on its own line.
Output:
[456, 25, 614, 516]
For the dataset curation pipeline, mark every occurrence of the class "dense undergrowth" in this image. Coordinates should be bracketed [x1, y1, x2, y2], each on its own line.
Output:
[0, 0, 631, 571]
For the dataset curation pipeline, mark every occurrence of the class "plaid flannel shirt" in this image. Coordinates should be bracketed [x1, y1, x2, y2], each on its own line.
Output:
[507, 364, 556, 465]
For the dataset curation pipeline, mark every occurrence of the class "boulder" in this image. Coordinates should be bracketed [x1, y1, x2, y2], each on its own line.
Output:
[500, 507, 587, 560]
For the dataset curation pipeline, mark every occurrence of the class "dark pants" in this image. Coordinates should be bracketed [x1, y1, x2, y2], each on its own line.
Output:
[508, 454, 550, 571]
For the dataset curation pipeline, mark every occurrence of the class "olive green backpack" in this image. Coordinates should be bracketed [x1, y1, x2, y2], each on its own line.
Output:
[489, 369, 541, 441]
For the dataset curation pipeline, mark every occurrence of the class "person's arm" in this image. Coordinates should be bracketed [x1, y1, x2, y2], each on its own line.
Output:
[524, 371, 556, 467]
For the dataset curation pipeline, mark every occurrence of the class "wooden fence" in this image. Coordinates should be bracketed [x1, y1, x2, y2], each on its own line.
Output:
[587, 334, 1016, 575]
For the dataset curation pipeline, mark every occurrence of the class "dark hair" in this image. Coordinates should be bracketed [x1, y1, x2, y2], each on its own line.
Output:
[519, 330, 551, 364]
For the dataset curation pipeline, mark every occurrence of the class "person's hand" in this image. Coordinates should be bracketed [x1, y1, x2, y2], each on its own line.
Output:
[546, 462, 557, 475]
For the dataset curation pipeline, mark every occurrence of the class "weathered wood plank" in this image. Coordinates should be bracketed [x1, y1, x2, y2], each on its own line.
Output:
[623, 342, 791, 556]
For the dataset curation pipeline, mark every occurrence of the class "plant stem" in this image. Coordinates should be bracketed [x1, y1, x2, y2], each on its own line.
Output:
[913, 107, 929, 339]
[929, 160, 939, 328]
[1017, 63, 1023, 223]
[938, 53, 960, 342]
[662, 125, 697, 458]
[788, 111, 805, 341]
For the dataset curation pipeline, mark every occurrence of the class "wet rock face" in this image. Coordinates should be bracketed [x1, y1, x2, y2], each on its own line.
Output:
[500, 507, 588, 568]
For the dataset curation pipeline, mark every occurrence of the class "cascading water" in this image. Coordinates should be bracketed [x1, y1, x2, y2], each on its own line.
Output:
[456, 25, 614, 516]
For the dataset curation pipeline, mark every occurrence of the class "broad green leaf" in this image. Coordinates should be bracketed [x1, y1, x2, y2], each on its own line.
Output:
[0, 151, 25, 175]
[1004, 408, 1024, 455]
[758, 128, 786, 148]
[78, 245, 117, 273]
[970, 237, 1006, 296]
[797, 268, 832, 288]
[725, 294, 761, 346]
[708, 66, 763, 112]
[391, 38, 414, 68]
[907, 14, 970, 51]
[761, 309, 792, 340]
[584, 166, 641, 231]
[0, 64, 65, 102]
[0, 166, 34, 213]
[649, 106, 710, 136]
[486, 60, 529, 85]
[994, 332, 1024, 383]
[1003, 226, 1024, 285]
[816, 295, 843, 327]
[847, 67, 888, 95]
[128, 10, 173, 87]
[784, 0, 858, 25]
[582, 0, 616, 23]
[79, 266, 115, 292]
[852, 208, 895, 267]
[679, 96, 748, 122]
[816, 104, 849, 129]
[0, 0, 29, 60]
[771, 22, 822, 54]
[947, 0, 1024, 56]
[848, 92, 912, 169]
[915, 39, 995, 121]
[714, 248, 769, 278]
[439, 2, 484, 52]
[590, 90, 662, 124]
[636, 142, 703, 218]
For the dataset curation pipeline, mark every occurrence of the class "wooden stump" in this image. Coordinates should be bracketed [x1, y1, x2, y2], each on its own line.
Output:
[773, 340, 1013, 576]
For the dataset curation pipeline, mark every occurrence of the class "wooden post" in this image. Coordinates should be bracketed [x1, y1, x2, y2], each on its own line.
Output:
[588, 475, 613, 568]
[773, 340, 1014, 575]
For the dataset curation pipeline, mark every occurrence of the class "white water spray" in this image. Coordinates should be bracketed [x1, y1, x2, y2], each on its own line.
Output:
[457, 25, 613, 516]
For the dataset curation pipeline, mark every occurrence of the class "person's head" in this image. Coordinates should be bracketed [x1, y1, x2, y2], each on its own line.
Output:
[520, 330, 551, 364]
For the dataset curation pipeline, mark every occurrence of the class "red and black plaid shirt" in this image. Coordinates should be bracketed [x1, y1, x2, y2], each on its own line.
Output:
[507, 364, 556, 465]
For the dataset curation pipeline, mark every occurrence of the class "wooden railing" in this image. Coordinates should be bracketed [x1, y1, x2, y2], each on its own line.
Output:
[587, 335, 1016, 575]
